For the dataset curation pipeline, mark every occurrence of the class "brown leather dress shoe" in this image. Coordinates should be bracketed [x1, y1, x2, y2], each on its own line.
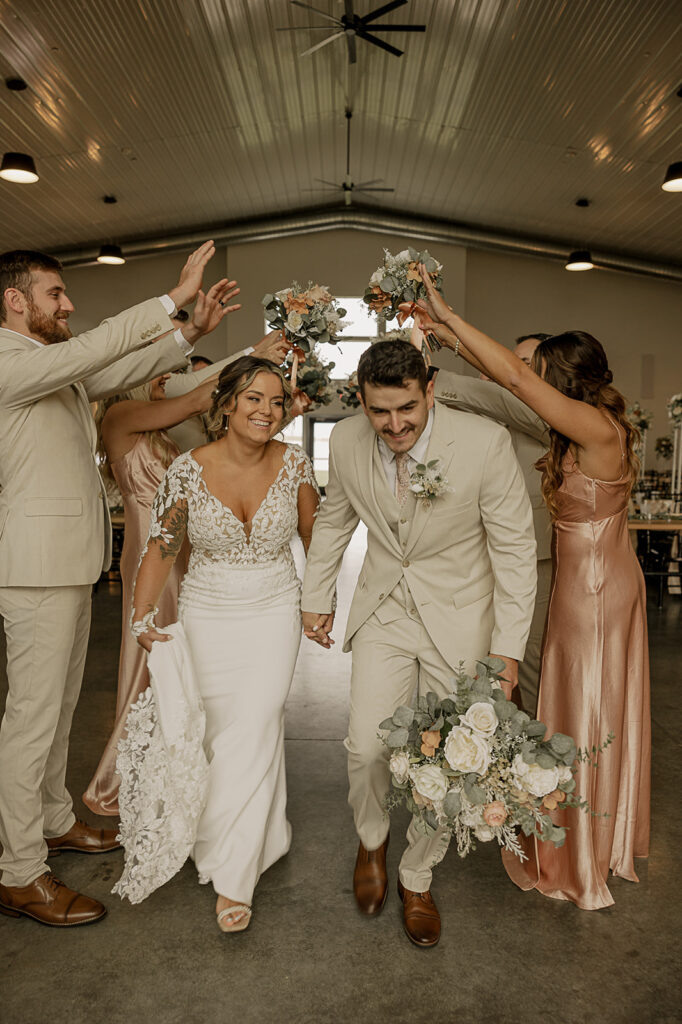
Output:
[397, 879, 441, 947]
[46, 818, 122, 857]
[353, 835, 389, 915]
[0, 872, 107, 927]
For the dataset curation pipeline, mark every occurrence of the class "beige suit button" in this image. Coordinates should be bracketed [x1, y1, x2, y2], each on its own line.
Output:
[402, 559, 410, 568]
[379, 593, 385, 600]
[400, 517, 407, 525]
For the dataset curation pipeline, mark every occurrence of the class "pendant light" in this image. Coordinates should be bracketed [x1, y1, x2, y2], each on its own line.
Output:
[565, 249, 594, 271]
[0, 151, 39, 183]
[97, 244, 126, 265]
[661, 162, 682, 192]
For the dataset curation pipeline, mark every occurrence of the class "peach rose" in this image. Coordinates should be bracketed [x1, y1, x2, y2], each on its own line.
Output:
[483, 801, 508, 827]
[304, 284, 332, 305]
[420, 730, 441, 758]
[367, 285, 392, 313]
[543, 789, 567, 811]
[407, 263, 422, 282]
[283, 291, 309, 314]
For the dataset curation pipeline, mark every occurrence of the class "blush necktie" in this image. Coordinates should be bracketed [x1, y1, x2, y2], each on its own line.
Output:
[395, 452, 411, 506]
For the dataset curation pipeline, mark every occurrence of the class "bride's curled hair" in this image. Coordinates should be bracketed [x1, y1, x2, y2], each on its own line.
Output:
[206, 355, 293, 439]
[531, 331, 639, 518]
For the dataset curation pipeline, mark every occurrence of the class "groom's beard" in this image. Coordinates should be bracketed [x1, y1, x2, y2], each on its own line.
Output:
[26, 297, 72, 344]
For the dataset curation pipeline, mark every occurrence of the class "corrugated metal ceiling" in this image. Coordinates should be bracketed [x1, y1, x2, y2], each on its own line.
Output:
[0, 0, 680, 264]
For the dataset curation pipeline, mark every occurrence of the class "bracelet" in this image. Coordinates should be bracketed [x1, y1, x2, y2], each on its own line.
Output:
[454, 338, 461, 358]
[131, 608, 159, 637]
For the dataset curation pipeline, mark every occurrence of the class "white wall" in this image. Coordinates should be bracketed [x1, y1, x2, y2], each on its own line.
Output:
[63, 231, 682, 467]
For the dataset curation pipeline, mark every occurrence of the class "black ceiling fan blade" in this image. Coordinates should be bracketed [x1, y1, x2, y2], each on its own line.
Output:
[276, 25, 338, 30]
[290, 1, 343, 26]
[346, 32, 357, 64]
[314, 178, 343, 187]
[356, 187, 395, 192]
[364, 24, 426, 32]
[361, 0, 408, 24]
[356, 29, 404, 57]
[354, 178, 385, 188]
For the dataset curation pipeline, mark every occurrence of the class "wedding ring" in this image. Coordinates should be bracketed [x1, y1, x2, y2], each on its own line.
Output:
[218, 300, 226, 307]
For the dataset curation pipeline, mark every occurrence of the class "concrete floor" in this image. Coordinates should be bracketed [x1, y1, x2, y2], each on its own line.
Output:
[0, 528, 680, 1024]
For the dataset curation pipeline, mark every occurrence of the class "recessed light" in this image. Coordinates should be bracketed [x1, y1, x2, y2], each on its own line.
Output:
[102, 195, 118, 204]
[575, 197, 591, 208]
[5, 77, 27, 91]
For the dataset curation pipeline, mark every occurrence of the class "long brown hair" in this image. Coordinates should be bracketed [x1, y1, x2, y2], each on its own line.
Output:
[206, 356, 293, 439]
[531, 331, 639, 518]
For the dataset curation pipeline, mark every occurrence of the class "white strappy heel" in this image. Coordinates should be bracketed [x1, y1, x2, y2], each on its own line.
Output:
[216, 904, 252, 933]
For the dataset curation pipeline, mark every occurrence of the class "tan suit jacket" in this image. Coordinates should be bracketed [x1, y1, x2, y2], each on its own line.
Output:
[0, 299, 189, 587]
[164, 350, 248, 452]
[434, 372, 552, 561]
[302, 403, 537, 664]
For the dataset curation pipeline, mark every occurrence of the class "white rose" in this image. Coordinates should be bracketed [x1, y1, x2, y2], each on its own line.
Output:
[474, 825, 496, 842]
[370, 268, 384, 286]
[557, 765, 573, 784]
[460, 702, 498, 737]
[389, 751, 410, 785]
[512, 754, 559, 798]
[396, 249, 412, 262]
[443, 727, 491, 776]
[459, 800, 484, 828]
[275, 289, 289, 301]
[286, 312, 303, 332]
[410, 764, 448, 803]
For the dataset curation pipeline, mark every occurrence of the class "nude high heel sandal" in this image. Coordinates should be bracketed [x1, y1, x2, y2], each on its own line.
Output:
[216, 904, 252, 933]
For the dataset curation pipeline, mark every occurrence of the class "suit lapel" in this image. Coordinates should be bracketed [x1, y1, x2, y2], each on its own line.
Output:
[354, 431, 402, 555]
[404, 404, 457, 557]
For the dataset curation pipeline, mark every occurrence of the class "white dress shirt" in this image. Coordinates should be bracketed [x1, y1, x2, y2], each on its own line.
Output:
[377, 407, 435, 496]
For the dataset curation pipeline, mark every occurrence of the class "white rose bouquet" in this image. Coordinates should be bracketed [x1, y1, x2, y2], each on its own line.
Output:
[292, 349, 336, 409]
[262, 282, 347, 355]
[380, 659, 613, 860]
[363, 248, 443, 350]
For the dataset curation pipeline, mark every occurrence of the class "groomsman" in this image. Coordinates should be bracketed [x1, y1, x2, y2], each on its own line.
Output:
[433, 333, 552, 713]
[0, 241, 234, 926]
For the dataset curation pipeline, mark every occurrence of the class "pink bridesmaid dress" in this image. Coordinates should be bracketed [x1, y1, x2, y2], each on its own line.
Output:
[505, 424, 651, 909]
[83, 433, 188, 816]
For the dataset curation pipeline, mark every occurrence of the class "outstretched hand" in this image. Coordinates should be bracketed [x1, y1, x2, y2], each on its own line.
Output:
[168, 240, 217, 310]
[188, 279, 241, 339]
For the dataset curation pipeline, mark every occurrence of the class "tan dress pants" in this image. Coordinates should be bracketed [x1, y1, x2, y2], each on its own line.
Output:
[516, 558, 552, 716]
[0, 585, 91, 886]
[346, 598, 477, 892]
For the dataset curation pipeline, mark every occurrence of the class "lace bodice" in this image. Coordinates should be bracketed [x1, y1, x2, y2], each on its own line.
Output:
[144, 443, 318, 581]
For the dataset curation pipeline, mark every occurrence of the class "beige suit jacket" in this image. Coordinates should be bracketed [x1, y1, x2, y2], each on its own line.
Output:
[301, 403, 537, 664]
[434, 372, 552, 561]
[0, 298, 189, 587]
[164, 349, 249, 452]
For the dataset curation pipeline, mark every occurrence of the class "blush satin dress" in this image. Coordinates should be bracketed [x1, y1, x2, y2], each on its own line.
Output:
[504, 424, 651, 909]
[83, 433, 188, 816]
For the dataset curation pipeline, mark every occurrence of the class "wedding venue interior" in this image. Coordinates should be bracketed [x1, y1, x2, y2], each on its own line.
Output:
[0, 1, 680, 1022]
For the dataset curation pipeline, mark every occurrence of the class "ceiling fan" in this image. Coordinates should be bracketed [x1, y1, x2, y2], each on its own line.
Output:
[279, 0, 426, 64]
[305, 108, 394, 206]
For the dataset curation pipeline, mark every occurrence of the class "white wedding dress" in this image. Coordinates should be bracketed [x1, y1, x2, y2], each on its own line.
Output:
[114, 443, 318, 905]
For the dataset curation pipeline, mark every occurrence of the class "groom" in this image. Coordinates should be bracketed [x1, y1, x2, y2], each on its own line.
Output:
[301, 340, 536, 947]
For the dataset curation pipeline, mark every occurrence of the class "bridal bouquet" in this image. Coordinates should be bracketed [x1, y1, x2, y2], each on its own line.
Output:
[292, 349, 336, 408]
[627, 402, 653, 432]
[380, 658, 612, 860]
[337, 371, 361, 409]
[262, 282, 347, 354]
[363, 248, 443, 324]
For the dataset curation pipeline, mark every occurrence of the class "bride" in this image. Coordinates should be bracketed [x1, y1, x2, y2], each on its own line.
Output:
[126, 355, 319, 931]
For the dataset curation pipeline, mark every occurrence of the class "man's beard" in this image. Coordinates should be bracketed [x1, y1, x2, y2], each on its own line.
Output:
[26, 298, 72, 344]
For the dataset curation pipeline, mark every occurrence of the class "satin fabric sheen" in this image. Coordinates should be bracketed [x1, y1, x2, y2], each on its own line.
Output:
[83, 433, 188, 815]
[504, 447, 651, 909]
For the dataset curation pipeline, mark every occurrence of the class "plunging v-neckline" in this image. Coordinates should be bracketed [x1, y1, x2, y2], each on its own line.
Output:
[188, 450, 288, 541]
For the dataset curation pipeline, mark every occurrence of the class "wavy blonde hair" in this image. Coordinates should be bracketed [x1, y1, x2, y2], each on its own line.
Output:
[532, 331, 639, 518]
[206, 356, 293, 440]
[96, 379, 178, 482]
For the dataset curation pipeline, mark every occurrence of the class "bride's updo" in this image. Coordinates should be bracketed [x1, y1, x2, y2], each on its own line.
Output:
[206, 355, 293, 439]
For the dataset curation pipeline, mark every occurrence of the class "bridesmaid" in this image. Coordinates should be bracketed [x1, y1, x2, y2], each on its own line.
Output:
[82, 371, 218, 815]
[412, 267, 650, 910]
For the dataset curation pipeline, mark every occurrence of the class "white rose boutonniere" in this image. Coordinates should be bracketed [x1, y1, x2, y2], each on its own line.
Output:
[409, 459, 452, 506]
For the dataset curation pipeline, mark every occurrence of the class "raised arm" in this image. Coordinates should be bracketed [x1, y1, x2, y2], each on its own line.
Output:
[416, 265, 615, 453]
[434, 370, 550, 446]
[131, 465, 189, 652]
[165, 330, 291, 398]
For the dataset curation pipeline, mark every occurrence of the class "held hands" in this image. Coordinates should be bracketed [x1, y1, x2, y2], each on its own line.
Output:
[180, 279, 242, 345]
[302, 611, 335, 648]
[168, 240, 217, 310]
[490, 653, 518, 700]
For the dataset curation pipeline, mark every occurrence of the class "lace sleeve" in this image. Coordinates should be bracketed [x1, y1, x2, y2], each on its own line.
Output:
[131, 458, 190, 631]
[291, 448, 320, 553]
[292, 448, 320, 498]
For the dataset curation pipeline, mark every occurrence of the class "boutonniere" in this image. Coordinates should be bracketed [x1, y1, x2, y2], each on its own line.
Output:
[409, 459, 452, 506]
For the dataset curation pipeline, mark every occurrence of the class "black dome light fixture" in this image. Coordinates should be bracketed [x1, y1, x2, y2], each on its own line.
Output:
[661, 161, 682, 192]
[0, 151, 39, 183]
[97, 243, 126, 265]
[565, 249, 594, 272]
